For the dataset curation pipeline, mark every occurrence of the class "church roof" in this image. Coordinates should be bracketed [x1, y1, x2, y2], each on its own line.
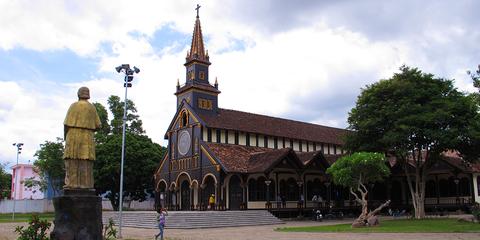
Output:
[204, 142, 329, 173]
[185, 15, 210, 65]
[198, 108, 349, 145]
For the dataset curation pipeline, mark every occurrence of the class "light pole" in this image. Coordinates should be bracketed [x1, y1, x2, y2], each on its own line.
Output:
[115, 64, 140, 238]
[12, 142, 23, 220]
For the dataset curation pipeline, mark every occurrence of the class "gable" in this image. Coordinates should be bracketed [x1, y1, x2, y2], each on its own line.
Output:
[164, 100, 205, 139]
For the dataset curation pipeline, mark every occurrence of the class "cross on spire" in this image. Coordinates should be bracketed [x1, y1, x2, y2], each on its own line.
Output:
[195, 4, 201, 18]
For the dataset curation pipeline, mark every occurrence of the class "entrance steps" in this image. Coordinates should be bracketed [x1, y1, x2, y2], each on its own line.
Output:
[103, 210, 283, 229]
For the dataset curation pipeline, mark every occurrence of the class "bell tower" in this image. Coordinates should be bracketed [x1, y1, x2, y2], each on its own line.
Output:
[175, 4, 220, 113]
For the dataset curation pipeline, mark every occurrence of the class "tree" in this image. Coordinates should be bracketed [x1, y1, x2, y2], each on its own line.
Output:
[0, 163, 12, 199]
[106, 95, 144, 135]
[93, 97, 166, 210]
[346, 66, 480, 219]
[326, 152, 390, 227]
[94, 133, 164, 210]
[33, 138, 65, 196]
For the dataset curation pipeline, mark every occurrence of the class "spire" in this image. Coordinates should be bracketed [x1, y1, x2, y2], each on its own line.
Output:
[186, 5, 210, 65]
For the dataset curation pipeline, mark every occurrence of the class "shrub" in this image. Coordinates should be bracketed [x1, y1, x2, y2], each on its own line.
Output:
[14, 214, 51, 240]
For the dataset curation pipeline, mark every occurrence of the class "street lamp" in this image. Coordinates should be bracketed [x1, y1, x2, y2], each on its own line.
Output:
[265, 180, 272, 208]
[12, 142, 23, 220]
[115, 64, 140, 238]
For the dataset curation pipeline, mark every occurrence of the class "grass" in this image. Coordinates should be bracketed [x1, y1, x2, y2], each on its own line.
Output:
[0, 213, 55, 223]
[277, 218, 480, 233]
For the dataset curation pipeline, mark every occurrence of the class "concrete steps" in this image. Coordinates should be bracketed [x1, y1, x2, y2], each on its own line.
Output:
[103, 210, 283, 229]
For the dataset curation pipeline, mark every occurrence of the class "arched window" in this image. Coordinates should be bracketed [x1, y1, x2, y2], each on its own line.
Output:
[180, 111, 188, 127]
[257, 177, 267, 201]
[248, 179, 257, 201]
[286, 178, 299, 201]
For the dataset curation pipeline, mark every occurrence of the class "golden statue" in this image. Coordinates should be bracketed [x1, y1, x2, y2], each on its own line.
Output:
[63, 87, 101, 189]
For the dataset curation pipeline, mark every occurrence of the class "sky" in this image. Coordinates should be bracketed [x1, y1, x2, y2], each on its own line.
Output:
[1, 0, 479, 168]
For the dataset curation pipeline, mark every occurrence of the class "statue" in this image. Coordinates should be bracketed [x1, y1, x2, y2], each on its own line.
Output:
[51, 86, 103, 240]
[63, 87, 100, 189]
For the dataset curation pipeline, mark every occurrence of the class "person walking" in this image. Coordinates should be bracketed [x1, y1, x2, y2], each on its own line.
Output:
[155, 208, 168, 240]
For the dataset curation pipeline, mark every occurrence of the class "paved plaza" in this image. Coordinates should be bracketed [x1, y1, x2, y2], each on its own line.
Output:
[2, 219, 480, 240]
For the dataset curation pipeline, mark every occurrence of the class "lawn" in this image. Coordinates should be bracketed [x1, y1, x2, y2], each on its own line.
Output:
[277, 218, 480, 233]
[0, 213, 54, 223]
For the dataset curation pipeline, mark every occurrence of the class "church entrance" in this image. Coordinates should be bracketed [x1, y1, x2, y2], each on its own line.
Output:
[181, 180, 190, 210]
[229, 175, 243, 210]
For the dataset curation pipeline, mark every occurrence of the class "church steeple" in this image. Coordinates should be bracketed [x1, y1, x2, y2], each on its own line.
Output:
[176, 4, 220, 113]
[185, 7, 210, 65]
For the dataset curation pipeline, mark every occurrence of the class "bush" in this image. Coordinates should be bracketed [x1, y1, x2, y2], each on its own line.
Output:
[14, 214, 51, 240]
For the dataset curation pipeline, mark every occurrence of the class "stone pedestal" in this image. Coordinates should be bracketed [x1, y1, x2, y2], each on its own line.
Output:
[50, 189, 103, 240]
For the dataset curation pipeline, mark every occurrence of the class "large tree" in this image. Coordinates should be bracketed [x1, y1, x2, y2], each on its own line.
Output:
[327, 152, 390, 227]
[32, 138, 65, 196]
[93, 97, 166, 210]
[94, 133, 164, 210]
[346, 66, 480, 219]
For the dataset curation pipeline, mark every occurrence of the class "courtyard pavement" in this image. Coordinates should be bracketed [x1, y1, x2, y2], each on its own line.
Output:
[2, 217, 480, 240]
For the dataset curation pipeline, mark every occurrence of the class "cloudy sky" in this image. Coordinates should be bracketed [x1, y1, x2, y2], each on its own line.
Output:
[1, 0, 479, 167]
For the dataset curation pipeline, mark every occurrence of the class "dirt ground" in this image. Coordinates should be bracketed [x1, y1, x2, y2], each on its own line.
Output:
[2, 219, 480, 240]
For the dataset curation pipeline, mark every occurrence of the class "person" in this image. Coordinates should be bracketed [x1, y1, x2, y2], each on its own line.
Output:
[208, 194, 215, 210]
[300, 194, 305, 208]
[63, 87, 101, 189]
[281, 195, 286, 208]
[155, 208, 168, 240]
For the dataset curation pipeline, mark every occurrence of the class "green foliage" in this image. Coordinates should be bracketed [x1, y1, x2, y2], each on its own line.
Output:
[94, 133, 165, 210]
[326, 152, 390, 188]
[14, 214, 51, 240]
[106, 95, 145, 135]
[0, 163, 12, 198]
[33, 138, 65, 195]
[103, 218, 117, 240]
[346, 65, 480, 162]
[93, 97, 166, 210]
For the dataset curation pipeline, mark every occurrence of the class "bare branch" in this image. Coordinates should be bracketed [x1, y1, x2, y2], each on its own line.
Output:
[350, 187, 362, 204]
[367, 200, 391, 218]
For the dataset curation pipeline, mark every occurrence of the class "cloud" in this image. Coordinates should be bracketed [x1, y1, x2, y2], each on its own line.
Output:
[0, 0, 479, 168]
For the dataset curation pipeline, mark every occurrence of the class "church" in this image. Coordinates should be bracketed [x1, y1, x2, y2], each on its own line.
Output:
[154, 11, 480, 214]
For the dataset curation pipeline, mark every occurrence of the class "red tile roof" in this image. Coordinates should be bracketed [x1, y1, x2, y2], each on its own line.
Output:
[198, 108, 349, 145]
[204, 142, 328, 173]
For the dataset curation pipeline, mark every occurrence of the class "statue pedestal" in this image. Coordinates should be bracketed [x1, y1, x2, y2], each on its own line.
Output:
[50, 189, 103, 240]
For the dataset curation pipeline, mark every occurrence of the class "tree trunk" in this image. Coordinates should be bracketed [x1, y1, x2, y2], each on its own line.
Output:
[352, 199, 368, 227]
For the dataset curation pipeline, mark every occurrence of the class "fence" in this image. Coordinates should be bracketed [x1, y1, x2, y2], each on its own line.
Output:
[0, 199, 155, 213]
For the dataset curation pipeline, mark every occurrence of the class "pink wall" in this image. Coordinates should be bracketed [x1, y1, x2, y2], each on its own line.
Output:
[10, 164, 44, 200]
